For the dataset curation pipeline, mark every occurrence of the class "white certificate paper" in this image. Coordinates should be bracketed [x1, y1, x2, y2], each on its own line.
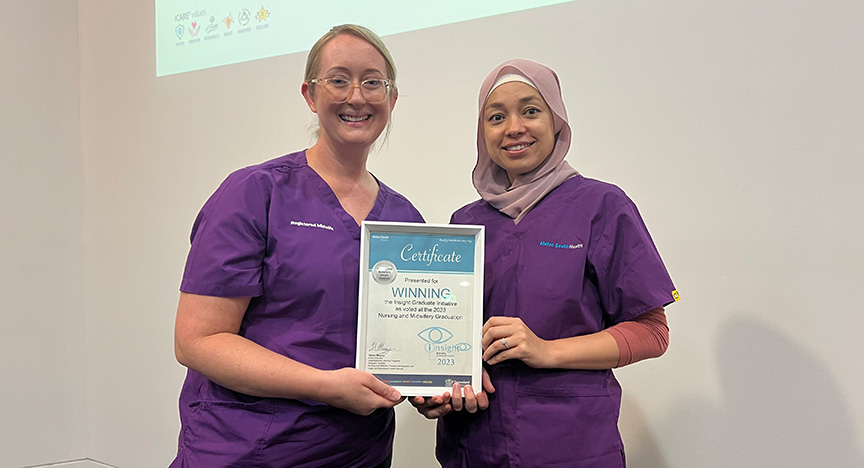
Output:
[357, 221, 484, 396]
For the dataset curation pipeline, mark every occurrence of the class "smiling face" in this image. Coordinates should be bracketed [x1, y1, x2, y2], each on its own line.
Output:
[301, 34, 396, 153]
[482, 82, 556, 183]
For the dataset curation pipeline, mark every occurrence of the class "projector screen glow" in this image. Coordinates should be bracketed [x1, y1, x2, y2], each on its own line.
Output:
[155, 0, 573, 76]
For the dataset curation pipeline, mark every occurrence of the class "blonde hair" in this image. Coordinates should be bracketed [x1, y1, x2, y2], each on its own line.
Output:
[304, 24, 398, 145]
[305, 24, 397, 86]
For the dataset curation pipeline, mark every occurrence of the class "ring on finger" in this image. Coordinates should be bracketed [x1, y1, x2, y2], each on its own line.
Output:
[501, 337, 510, 349]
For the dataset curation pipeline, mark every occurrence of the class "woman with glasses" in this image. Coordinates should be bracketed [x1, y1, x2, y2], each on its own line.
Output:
[170, 24, 422, 468]
[411, 59, 678, 467]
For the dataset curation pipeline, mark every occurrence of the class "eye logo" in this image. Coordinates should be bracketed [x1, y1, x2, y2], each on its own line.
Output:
[451, 342, 473, 352]
[418, 327, 453, 344]
[418, 327, 453, 352]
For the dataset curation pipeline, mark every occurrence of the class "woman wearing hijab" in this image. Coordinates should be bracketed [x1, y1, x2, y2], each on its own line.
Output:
[412, 59, 679, 467]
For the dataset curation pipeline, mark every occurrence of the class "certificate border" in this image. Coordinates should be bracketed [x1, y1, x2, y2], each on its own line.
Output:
[356, 221, 484, 397]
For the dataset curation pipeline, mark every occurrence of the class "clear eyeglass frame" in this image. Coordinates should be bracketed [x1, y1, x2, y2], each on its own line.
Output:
[308, 77, 392, 104]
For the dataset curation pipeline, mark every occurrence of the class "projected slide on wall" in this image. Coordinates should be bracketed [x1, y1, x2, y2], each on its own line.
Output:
[155, 0, 573, 76]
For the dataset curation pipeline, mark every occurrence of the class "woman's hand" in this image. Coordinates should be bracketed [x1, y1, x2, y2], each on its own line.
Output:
[319, 368, 405, 416]
[410, 368, 495, 419]
[482, 316, 552, 368]
[176, 293, 399, 410]
[410, 392, 453, 419]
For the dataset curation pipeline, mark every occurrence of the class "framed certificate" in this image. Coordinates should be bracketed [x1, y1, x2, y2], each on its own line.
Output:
[357, 221, 484, 396]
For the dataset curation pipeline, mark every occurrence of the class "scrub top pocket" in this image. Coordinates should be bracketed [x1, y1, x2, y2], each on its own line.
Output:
[178, 399, 274, 466]
[514, 369, 624, 467]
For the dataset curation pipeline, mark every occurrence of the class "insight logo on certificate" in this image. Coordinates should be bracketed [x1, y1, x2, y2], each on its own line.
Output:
[357, 222, 484, 396]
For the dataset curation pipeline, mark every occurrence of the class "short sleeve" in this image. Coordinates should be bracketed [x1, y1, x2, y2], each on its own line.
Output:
[589, 195, 677, 326]
[180, 169, 271, 297]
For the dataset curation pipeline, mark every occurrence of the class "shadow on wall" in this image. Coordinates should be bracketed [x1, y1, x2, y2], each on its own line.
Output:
[651, 317, 863, 468]
[620, 394, 670, 468]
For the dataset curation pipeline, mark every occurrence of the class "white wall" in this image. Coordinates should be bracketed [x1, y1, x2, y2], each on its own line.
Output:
[3, 0, 863, 467]
[0, 1, 87, 468]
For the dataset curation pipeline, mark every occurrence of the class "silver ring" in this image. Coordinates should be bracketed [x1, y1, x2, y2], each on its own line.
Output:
[501, 338, 510, 349]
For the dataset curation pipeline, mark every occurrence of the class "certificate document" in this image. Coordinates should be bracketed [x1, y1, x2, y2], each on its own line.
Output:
[357, 221, 484, 396]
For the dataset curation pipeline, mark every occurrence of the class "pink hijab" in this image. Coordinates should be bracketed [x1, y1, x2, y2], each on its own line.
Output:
[473, 59, 579, 224]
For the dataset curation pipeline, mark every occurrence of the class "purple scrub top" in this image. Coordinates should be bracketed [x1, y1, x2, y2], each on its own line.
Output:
[438, 176, 677, 468]
[171, 150, 424, 468]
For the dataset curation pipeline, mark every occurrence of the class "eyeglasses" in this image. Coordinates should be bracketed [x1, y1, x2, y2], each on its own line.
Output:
[308, 77, 392, 104]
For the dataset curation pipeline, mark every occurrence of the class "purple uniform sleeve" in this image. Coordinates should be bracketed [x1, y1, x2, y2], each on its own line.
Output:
[180, 169, 271, 298]
[590, 198, 677, 325]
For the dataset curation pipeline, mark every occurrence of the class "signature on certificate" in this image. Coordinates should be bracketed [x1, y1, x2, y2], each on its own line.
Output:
[368, 342, 397, 357]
